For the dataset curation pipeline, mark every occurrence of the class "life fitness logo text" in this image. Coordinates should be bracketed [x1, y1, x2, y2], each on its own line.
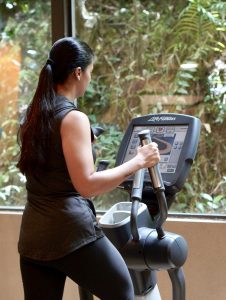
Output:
[148, 116, 176, 122]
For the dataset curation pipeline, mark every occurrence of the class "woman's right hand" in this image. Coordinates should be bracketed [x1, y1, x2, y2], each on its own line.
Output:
[136, 142, 160, 169]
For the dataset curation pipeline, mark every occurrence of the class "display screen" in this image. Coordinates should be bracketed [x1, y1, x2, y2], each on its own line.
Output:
[123, 125, 188, 174]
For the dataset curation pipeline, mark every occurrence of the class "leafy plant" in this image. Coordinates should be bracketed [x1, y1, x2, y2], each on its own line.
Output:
[0, 108, 27, 205]
[164, 0, 226, 95]
[204, 58, 226, 123]
[93, 123, 123, 167]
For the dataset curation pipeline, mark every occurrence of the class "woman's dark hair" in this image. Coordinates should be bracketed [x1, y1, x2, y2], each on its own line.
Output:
[17, 37, 94, 175]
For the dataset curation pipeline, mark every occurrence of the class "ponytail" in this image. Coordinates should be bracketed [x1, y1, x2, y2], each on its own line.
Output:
[17, 62, 56, 174]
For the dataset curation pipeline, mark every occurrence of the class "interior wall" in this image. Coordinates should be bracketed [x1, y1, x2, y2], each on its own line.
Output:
[157, 217, 226, 300]
[0, 212, 226, 300]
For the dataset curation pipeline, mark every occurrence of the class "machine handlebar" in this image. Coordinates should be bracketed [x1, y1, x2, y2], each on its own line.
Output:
[138, 130, 168, 238]
[138, 130, 165, 191]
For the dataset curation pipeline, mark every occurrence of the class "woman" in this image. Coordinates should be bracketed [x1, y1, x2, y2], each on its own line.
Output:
[17, 37, 160, 300]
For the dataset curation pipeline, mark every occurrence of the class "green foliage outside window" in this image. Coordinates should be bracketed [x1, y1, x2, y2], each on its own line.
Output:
[0, 0, 225, 213]
[0, 0, 51, 205]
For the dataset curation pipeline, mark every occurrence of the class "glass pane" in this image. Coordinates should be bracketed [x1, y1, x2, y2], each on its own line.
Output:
[0, 1, 51, 206]
[76, 1, 226, 214]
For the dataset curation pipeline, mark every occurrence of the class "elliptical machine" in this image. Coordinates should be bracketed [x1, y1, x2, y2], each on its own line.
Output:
[80, 113, 201, 300]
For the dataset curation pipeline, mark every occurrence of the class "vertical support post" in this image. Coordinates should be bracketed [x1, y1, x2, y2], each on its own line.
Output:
[51, 0, 76, 43]
[71, 0, 76, 37]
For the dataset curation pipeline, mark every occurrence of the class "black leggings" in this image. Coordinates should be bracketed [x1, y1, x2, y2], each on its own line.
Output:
[20, 236, 134, 300]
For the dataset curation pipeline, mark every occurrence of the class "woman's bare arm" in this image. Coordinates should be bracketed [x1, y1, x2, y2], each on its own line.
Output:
[61, 110, 160, 198]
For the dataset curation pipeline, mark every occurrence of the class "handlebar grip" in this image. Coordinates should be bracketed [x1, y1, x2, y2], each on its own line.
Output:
[96, 160, 110, 172]
[131, 168, 145, 201]
[138, 130, 164, 191]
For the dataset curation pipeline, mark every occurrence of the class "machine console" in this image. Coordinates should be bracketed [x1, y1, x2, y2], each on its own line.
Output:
[116, 113, 201, 194]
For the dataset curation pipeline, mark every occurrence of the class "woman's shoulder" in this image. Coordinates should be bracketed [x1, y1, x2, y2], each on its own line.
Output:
[61, 109, 89, 129]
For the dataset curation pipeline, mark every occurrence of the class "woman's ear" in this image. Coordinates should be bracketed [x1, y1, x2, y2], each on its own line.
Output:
[74, 67, 81, 81]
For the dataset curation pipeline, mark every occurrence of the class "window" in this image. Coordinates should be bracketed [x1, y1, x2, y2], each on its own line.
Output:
[0, 0, 51, 206]
[0, 0, 225, 215]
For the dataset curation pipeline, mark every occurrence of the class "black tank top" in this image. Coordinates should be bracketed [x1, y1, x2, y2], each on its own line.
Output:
[18, 95, 103, 261]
